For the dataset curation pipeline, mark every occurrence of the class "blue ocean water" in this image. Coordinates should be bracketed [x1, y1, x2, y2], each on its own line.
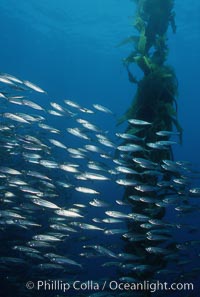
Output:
[0, 0, 199, 162]
[0, 1, 200, 296]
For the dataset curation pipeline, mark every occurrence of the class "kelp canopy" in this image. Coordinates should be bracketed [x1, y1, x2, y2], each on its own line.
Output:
[119, 0, 182, 162]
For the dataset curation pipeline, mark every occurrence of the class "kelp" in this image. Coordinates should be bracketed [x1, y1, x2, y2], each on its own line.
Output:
[118, 0, 183, 288]
[119, 0, 182, 149]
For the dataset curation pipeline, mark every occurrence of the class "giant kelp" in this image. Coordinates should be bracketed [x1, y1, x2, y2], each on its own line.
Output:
[117, 0, 185, 289]
[119, 0, 182, 152]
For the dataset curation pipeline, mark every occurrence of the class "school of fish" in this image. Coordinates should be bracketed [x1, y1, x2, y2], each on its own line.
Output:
[0, 73, 199, 297]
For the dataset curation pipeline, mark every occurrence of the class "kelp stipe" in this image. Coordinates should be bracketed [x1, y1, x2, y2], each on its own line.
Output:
[117, 0, 184, 291]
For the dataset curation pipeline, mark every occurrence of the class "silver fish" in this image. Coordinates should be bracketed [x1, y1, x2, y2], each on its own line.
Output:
[83, 172, 109, 181]
[37, 263, 64, 270]
[50, 102, 66, 113]
[93, 104, 113, 114]
[67, 127, 90, 140]
[89, 198, 109, 207]
[38, 123, 60, 134]
[156, 140, 177, 146]
[105, 211, 130, 219]
[0, 76, 15, 85]
[97, 137, 116, 148]
[156, 130, 180, 137]
[0, 166, 22, 175]
[55, 209, 84, 218]
[13, 246, 40, 253]
[77, 118, 101, 132]
[115, 166, 138, 175]
[87, 162, 108, 172]
[48, 109, 64, 116]
[116, 132, 144, 142]
[22, 99, 44, 111]
[39, 159, 59, 169]
[104, 228, 127, 235]
[128, 119, 151, 125]
[64, 99, 81, 109]
[135, 184, 159, 192]
[83, 245, 117, 258]
[116, 179, 140, 186]
[102, 218, 123, 223]
[56, 181, 73, 188]
[128, 213, 149, 222]
[51, 256, 82, 268]
[3, 112, 30, 124]
[19, 186, 43, 196]
[32, 198, 60, 209]
[27, 241, 53, 248]
[50, 224, 77, 232]
[146, 142, 168, 149]
[189, 188, 200, 196]
[0, 210, 25, 219]
[8, 177, 27, 186]
[84, 144, 105, 154]
[23, 80, 46, 93]
[2, 73, 23, 84]
[60, 164, 79, 173]
[117, 143, 144, 152]
[75, 187, 100, 195]
[79, 107, 94, 114]
[27, 170, 51, 181]
[49, 139, 67, 149]
[33, 234, 62, 242]
[77, 223, 104, 231]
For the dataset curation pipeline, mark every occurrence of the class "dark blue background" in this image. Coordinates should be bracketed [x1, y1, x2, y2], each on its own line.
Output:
[0, 1, 199, 295]
[0, 0, 199, 166]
